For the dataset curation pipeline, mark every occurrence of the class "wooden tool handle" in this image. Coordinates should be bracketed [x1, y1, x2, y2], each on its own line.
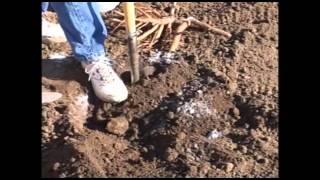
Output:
[123, 2, 140, 83]
[124, 2, 136, 36]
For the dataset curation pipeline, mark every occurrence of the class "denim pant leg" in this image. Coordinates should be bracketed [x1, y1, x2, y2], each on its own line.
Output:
[49, 2, 108, 62]
[42, 2, 49, 12]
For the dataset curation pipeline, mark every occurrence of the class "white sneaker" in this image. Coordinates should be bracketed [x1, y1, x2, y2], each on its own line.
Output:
[81, 57, 128, 103]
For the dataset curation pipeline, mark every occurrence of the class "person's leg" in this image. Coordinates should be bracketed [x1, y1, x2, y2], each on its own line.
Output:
[42, 2, 49, 12]
[48, 2, 128, 103]
[50, 2, 107, 63]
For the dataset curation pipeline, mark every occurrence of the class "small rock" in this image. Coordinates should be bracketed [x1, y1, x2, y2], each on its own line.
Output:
[77, 166, 85, 174]
[240, 67, 248, 73]
[165, 148, 179, 162]
[253, 115, 265, 127]
[142, 79, 148, 87]
[73, 128, 79, 134]
[197, 90, 203, 96]
[67, 131, 74, 136]
[106, 116, 129, 135]
[43, 133, 49, 138]
[52, 162, 60, 171]
[188, 165, 198, 176]
[96, 108, 106, 121]
[42, 126, 50, 133]
[113, 141, 127, 151]
[103, 103, 112, 112]
[143, 65, 156, 77]
[206, 77, 215, 84]
[63, 136, 69, 141]
[230, 107, 240, 117]
[239, 145, 247, 154]
[227, 81, 238, 93]
[147, 145, 155, 151]
[59, 173, 66, 178]
[177, 132, 186, 140]
[186, 148, 192, 153]
[193, 143, 199, 149]
[52, 135, 58, 139]
[141, 147, 148, 153]
[199, 162, 211, 175]
[186, 155, 195, 161]
[69, 137, 78, 143]
[207, 130, 222, 140]
[224, 162, 234, 172]
[167, 111, 175, 120]
[70, 157, 76, 163]
[244, 123, 250, 129]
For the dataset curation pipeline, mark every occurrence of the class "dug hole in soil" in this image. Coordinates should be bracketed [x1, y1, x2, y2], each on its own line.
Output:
[42, 2, 278, 178]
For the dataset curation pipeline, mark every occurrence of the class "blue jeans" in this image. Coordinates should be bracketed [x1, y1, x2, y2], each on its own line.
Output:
[42, 2, 107, 62]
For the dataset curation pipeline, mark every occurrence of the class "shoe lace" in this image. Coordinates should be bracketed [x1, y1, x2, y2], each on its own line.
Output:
[84, 58, 115, 83]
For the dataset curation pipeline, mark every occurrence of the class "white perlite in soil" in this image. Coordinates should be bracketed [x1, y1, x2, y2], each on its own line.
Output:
[177, 100, 216, 118]
[148, 50, 180, 64]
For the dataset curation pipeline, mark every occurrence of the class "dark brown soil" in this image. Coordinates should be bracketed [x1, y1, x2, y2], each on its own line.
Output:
[42, 2, 278, 178]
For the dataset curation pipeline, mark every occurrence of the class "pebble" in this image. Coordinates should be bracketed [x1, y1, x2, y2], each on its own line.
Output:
[244, 123, 250, 129]
[106, 116, 129, 135]
[42, 126, 50, 133]
[206, 77, 215, 84]
[231, 107, 240, 117]
[52, 162, 60, 171]
[224, 162, 234, 172]
[103, 103, 112, 112]
[239, 145, 247, 154]
[207, 130, 222, 140]
[43, 133, 49, 138]
[141, 147, 148, 153]
[200, 162, 211, 175]
[165, 148, 179, 162]
[69, 138, 78, 143]
[193, 143, 199, 149]
[59, 173, 66, 178]
[167, 111, 175, 120]
[96, 108, 106, 121]
[143, 65, 156, 77]
[52, 135, 58, 139]
[113, 141, 127, 151]
[177, 132, 186, 140]
[70, 157, 76, 163]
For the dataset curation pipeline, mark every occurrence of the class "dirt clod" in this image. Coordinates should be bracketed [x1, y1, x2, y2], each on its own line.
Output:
[224, 162, 234, 172]
[164, 148, 179, 162]
[177, 132, 187, 140]
[106, 116, 129, 135]
[143, 65, 157, 77]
